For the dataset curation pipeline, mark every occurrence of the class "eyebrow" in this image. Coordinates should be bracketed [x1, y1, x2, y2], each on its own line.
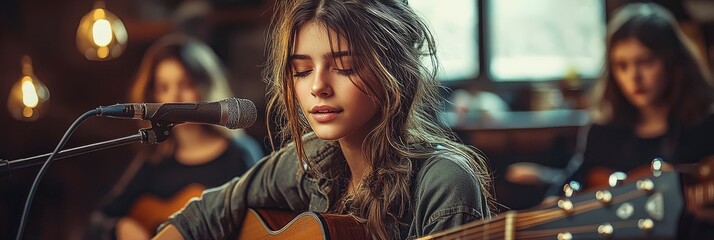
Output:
[289, 51, 351, 60]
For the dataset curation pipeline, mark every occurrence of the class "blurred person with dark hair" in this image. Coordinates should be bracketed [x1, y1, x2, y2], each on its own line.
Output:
[89, 33, 263, 240]
[570, 2, 714, 189]
[567, 4, 714, 238]
[509, 2, 714, 191]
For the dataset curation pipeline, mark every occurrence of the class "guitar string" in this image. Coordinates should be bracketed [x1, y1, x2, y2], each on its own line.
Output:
[516, 220, 641, 239]
[452, 213, 640, 240]
[427, 189, 644, 239]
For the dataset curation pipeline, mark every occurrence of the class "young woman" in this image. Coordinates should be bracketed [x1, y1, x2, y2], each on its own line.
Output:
[90, 34, 263, 240]
[154, 0, 493, 239]
[569, 3, 714, 189]
[507, 3, 714, 191]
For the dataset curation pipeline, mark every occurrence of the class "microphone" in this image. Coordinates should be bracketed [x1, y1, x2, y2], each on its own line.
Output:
[96, 98, 257, 129]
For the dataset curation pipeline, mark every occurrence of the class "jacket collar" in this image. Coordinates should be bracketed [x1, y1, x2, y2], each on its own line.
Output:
[300, 132, 348, 209]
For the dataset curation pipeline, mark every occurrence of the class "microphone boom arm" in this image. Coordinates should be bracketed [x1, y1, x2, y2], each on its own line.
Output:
[1, 122, 174, 179]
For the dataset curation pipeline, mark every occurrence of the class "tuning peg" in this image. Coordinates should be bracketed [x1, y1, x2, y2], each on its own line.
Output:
[557, 232, 573, 240]
[608, 172, 627, 187]
[596, 190, 612, 204]
[598, 223, 614, 238]
[651, 157, 664, 177]
[557, 198, 574, 213]
[638, 218, 654, 232]
[562, 181, 581, 198]
[636, 178, 654, 193]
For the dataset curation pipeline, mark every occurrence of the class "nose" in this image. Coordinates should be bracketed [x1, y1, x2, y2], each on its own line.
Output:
[310, 69, 333, 98]
[632, 65, 643, 84]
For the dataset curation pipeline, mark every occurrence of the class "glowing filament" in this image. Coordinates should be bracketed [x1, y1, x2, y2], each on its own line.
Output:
[92, 19, 113, 47]
[21, 77, 39, 108]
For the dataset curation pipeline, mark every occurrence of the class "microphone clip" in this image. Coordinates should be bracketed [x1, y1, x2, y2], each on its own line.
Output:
[139, 121, 176, 144]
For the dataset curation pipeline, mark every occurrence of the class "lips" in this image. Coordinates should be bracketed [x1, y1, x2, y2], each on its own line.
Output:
[309, 105, 343, 122]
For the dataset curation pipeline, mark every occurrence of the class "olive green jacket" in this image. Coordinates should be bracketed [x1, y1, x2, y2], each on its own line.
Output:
[166, 133, 491, 239]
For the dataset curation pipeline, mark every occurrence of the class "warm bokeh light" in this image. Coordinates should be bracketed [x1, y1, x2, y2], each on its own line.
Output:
[21, 77, 39, 108]
[92, 19, 113, 47]
[8, 55, 50, 121]
[23, 107, 34, 118]
[76, 1, 127, 61]
[93, 8, 106, 19]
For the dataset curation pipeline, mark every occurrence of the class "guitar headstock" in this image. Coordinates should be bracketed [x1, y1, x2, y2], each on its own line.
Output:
[517, 171, 683, 239]
[419, 168, 684, 240]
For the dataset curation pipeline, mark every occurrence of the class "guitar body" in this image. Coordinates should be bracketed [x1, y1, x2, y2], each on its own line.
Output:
[238, 209, 368, 240]
[128, 183, 206, 233]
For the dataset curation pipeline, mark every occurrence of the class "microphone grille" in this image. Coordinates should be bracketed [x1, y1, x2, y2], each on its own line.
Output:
[226, 98, 257, 129]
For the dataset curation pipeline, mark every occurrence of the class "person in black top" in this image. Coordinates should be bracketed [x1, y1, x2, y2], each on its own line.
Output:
[570, 3, 714, 189]
[508, 3, 714, 238]
[507, 2, 714, 192]
[88, 34, 263, 240]
[566, 3, 714, 239]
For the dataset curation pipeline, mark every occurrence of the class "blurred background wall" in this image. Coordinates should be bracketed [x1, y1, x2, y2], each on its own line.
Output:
[1, 0, 713, 239]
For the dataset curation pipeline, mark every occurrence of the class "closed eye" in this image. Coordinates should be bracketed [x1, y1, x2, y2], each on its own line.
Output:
[293, 70, 312, 78]
[335, 69, 354, 75]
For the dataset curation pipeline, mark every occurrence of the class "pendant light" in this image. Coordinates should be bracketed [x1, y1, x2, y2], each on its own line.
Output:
[7, 55, 50, 121]
[76, 1, 128, 61]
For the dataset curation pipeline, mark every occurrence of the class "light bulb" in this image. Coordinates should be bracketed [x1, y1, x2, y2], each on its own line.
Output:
[8, 55, 50, 121]
[76, 1, 128, 61]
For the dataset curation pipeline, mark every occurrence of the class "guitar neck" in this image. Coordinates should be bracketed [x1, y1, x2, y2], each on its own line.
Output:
[418, 212, 517, 240]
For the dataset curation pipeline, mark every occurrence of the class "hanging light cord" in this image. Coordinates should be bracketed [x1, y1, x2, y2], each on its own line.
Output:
[15, 109, 97, 240]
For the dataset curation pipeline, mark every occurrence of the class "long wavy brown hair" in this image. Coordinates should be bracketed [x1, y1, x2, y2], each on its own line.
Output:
[592, 3, 714, 127]
[263, 0, 493, 238]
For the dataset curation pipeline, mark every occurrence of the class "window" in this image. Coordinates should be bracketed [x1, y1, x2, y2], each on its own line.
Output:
[410, 0, 479, 81]
[487, 0, 606, 82]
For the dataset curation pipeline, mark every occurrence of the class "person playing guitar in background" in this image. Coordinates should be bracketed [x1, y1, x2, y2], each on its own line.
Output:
[564, 3, 714, 239]
[569, 2, 714, 195]
[154, 0, 495, 239]
[89, 34, 264, 240]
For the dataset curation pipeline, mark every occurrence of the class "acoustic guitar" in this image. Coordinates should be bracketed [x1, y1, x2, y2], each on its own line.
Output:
[237, 209, 369, 239]
[236, 171, 684, 239]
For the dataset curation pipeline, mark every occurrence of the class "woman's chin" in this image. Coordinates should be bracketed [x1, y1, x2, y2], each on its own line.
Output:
[311, 128, 346, 141]
[313, 132, 341, 141]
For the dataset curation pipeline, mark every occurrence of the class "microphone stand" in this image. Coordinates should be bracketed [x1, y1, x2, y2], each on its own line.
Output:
[1, 121, 175, 179]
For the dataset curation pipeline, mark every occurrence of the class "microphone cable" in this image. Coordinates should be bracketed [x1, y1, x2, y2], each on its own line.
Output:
[15, 109, 97, 240]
